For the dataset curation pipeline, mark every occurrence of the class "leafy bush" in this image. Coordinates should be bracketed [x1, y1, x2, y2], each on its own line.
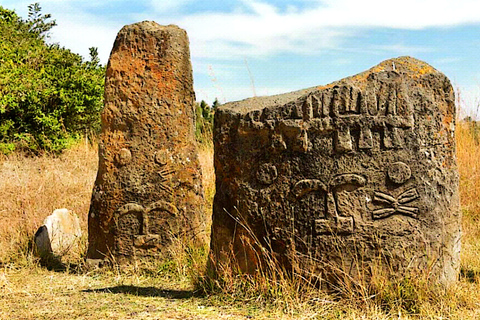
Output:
[0, 3, 105, 153]
[195, 99, 218, 145]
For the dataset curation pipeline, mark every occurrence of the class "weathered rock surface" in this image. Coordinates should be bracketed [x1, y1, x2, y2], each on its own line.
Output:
[87, 21, 205, 260]
[210, 57, 461, 285]
[35, 208, 82, 259]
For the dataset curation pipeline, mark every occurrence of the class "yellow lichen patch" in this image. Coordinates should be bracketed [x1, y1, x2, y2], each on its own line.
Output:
[316, 57, 437, 92]
[368, 64, 388, 74]
[389, 56, 436, 78]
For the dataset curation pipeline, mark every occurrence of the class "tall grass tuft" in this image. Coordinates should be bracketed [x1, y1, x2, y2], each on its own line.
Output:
[457, 120, 480, 283]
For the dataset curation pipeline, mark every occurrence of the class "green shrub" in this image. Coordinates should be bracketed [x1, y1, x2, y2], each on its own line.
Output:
[0, 3, 105, 153]
[195, 99, 218, 145]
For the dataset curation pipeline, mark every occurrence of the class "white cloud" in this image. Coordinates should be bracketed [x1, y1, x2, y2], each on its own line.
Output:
[4, 0, 480, 63]
[50, 16, 121, 63]
[170, 0, 480, 60]
[44, 3, 122, 62]
[1, 0, 122, 62]
[316, 0, 480, 28]
[3, 0, 480, 104]
[192, 60, 247, 79]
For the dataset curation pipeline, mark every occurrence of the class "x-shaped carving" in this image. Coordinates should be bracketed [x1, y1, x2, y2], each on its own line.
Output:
[372, 188, 419, 219]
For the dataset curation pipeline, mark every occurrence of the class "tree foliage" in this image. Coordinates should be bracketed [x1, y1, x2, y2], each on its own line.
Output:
[0, 3, 105, 153]
[27, 3, 56, 38]
[195, 99, 217, 144]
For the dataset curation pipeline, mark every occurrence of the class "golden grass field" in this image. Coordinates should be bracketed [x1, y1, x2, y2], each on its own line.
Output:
[1, 120, 480, 319]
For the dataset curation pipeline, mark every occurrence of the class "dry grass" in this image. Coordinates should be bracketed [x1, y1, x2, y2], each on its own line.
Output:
[198, 144, 215, 231]
[197, 120, 480, 319]
[0, 120, 480, 319]
[458, 121, 480, 213]
[0, 139, 97, 265]
[0, 265, 269, 320]
[457, 121, 480, 282]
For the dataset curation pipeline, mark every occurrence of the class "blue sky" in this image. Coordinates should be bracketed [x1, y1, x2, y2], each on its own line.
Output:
[2, 0, 480, 117]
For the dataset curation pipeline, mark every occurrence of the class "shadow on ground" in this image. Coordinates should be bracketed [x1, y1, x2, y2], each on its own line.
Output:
[82, 285, 195, 298]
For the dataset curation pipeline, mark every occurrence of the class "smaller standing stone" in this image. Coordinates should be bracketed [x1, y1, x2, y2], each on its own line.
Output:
[35, 208, 82, 259]
[87, 21, 205, 260]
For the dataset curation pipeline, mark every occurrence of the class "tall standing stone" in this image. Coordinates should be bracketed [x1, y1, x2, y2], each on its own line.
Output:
[87, 21, 205, 260]
[210, 57, 460, 285]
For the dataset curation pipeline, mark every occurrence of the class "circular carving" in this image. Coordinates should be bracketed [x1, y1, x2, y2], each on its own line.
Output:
[117, 148, 132, 166]
[155, 150, 169, 165]
[388, 162, 411, 184]
[256, 163, 278, 185]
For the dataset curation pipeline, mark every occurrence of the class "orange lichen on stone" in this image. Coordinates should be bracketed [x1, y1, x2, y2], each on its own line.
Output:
[87, 21, 205, 261]
[316, 82, 336, 90]
[317, 57, 437, 93]
[443, 113, 453, 129]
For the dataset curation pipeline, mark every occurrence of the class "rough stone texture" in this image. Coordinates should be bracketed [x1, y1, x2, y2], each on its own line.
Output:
[35, 208, 82, 259]
[87, 21, 205, 260]
[211, 57, 461, 285]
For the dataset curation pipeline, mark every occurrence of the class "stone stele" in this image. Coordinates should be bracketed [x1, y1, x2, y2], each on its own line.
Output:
[210, 56, 460, 285]
[87, 21, 205, 260]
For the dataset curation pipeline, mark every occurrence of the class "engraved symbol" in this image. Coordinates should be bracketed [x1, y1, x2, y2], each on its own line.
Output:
[275, 122, 309, 152]
[115, 201, 179, 249]
[293, 173, 366, 235]
[315, 216, 353, 235]
[134, 201, 179, 248]
[302, 97, 314, 121]
[297, 130, 309, 152]
[157, 166, 174, 194]
[281, 84, 413, 153]
[271, 133, 287, 151]
[334, 126, 353, 153]
[240, 83, 414, 155]
[256, 163, 278, 185]
[117, 203, 145, 232]
[115, 203, 145, 254]
[116, 148, 132, 166]
[372, 188, 419, 219]
[387, 162, 411, 184]
[155, 149, 169, 165]
[359, 127, 373, 149]
[383, 126, 403, 149]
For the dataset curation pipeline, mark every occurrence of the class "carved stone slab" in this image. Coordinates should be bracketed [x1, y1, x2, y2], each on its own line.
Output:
[210, 57, 460, 285]
[87, 21, 205, 260]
